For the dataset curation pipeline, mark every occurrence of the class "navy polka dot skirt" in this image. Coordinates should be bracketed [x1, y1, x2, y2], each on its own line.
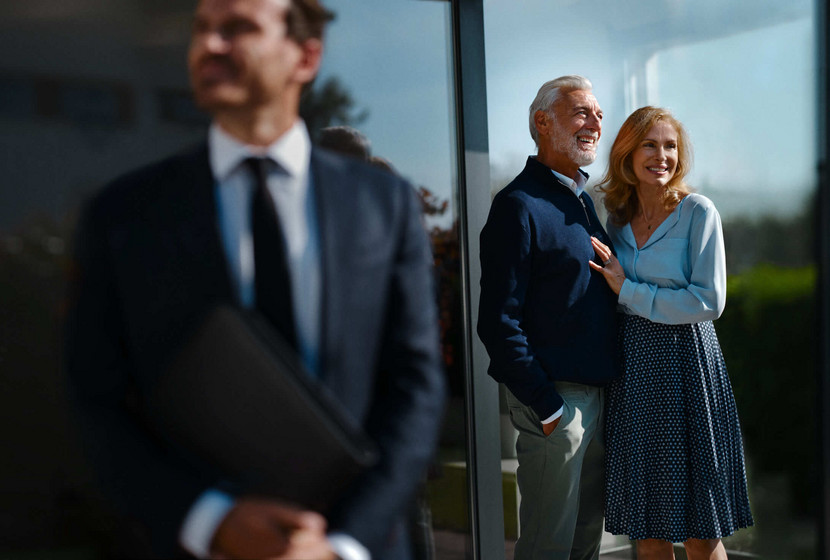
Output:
[604, 314, 754, 542]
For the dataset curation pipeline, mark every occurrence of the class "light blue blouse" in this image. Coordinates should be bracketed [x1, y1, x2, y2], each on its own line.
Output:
[607, 193, 726, 325]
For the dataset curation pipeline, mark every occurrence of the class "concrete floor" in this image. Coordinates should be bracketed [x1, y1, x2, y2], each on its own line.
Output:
[432, 529, 634, 560]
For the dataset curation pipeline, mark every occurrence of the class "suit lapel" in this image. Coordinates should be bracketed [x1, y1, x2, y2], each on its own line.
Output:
[171, 143, 234, 302]
[310, 150, 345, 384]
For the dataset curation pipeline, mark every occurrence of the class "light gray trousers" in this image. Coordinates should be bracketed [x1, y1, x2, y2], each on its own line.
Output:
[507, 382, 605, 560]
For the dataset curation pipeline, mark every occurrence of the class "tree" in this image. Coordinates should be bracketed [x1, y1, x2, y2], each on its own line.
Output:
[300, 76, 369, 142]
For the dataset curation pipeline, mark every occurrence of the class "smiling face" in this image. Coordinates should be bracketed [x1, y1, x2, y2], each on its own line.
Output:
[550, 89, 602, 166]
[188, 0, 319, 117]
[630, 120, 678, 190]
[535, 88, 603, 177]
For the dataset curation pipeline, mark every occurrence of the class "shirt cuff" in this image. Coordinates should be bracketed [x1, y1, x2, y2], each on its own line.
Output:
[329, 532, 371, 560]
[618, 278, 636, 308]
[541, 406, 564, 424]
[179, 489, 235, 559]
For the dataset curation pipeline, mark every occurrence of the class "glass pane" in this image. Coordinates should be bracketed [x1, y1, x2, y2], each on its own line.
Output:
[0, 1, 469, 558]
[321, 1, 471, 558]
[484, 1, 818, 558]
[0, 2, 206, 555]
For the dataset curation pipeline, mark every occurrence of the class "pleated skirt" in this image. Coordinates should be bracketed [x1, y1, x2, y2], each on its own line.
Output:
[604, 314, 754, 542]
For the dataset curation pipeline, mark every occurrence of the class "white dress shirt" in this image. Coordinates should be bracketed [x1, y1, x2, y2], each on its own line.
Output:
[179, 120, 369, 560]
[210, 120, 321, 374]
[550, 167, 587, 198]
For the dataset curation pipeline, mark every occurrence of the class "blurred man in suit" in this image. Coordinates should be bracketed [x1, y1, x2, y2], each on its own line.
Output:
[64, 1, 446, 558]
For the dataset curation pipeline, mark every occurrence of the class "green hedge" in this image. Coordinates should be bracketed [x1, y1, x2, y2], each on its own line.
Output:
[717, 264, 818, 515]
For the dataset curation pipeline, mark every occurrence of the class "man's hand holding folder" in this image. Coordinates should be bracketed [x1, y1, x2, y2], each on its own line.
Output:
[211, 498, 334, 560]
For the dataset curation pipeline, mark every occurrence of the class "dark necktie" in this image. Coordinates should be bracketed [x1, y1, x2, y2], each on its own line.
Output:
[244, 157, 297, 350]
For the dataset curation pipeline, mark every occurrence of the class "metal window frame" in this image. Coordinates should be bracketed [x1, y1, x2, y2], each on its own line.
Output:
[451, 1, 507, 559]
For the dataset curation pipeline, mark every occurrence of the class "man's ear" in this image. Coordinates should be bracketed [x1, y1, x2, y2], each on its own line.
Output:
[295, 38, 323, 86]
[534, 110, 550, 137]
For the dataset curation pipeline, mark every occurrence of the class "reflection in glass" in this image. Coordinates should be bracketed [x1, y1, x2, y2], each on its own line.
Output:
[0, 0, 469, 558]
[322, 2, 469, 557]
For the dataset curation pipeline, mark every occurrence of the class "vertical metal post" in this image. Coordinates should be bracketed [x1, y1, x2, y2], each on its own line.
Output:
[451, 0, 507, 559]
[818, 1, 830, 558]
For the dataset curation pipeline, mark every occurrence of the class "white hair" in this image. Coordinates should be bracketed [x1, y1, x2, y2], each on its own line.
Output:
[528, 75, 593, 146]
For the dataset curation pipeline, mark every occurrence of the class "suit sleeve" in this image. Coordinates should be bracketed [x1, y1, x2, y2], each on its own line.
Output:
[326, 180, 447, 555]
[64, 196, 210, 557]
[477, 195, 563, 419]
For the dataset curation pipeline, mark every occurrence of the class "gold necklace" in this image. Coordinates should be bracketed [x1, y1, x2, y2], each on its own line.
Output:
[640, 209, 658, 230]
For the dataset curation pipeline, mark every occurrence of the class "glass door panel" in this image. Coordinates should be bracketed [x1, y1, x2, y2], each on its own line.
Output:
[483, 1, 818, 557]
[321, 1, 470, 557]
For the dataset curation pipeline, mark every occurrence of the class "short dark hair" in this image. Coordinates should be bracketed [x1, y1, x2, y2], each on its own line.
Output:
[286, 0, 335, 42]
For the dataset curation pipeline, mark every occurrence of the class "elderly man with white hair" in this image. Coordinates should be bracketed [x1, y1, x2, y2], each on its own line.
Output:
[478, 75, 618, 560]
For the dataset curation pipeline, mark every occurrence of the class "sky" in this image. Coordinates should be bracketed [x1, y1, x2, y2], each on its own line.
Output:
[656, 19, 816, 216]
[482, 1, 817, 218]
[319, 0, 456, 212]
[317, 0, 818, 222]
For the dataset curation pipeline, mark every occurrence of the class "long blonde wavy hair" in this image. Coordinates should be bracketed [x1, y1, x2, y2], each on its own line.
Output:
[597, 106, 693, 226]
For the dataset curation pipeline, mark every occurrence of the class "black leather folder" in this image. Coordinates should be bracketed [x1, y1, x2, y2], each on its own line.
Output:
[148, 304, 379, 512]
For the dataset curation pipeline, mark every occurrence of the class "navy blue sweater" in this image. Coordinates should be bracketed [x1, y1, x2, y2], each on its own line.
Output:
[477, 156, 619, 419]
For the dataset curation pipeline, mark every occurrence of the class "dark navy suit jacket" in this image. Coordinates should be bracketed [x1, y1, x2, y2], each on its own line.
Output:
[64, 143, 446, 558]
[477, 156, 618, 421]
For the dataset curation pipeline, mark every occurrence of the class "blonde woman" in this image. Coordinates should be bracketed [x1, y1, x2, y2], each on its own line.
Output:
[589, 107, 753, 560]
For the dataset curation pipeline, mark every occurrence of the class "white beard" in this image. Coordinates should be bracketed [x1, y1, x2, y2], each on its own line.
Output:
[550, 125, 597, 168]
